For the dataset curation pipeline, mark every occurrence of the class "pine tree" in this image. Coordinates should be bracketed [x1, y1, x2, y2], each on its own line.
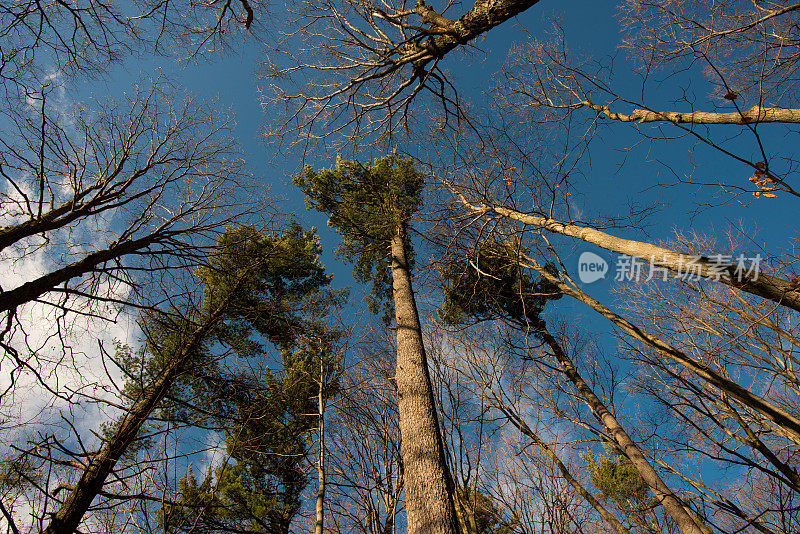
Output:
[439, 237, 562, 331]
[162, 346, 324, 534]
[455, 485, 517, 534]
[43, 223, 337, 534]
[293, 155, 461, 534]
[583, 447, 662, 534]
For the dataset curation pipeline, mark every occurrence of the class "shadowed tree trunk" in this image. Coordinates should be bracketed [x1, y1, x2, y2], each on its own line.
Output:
[42, 295, 233, 534]
[41, 224, 333, 534]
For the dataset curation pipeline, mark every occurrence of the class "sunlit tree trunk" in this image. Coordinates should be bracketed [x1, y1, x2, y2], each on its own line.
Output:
[315, 357, 326, 534]
[390, 221, 459, 534]
[538, 327, 709, 534]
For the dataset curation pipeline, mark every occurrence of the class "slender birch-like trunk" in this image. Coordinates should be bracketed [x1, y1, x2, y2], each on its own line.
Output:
[457, 200, 800, 313]
[314, 358, 326, 534]
[538, 328, 710, 534]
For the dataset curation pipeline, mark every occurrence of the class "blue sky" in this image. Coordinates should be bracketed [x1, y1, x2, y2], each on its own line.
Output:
[3, 0, 795, 529]
[60, 2, 790, 409]
[53, 0, 792, 416]
[65, 0, 790, 294]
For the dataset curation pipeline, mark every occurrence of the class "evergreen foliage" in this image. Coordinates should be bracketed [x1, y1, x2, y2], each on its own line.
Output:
[292, 155, 425, 322]
[115, 223, 337, 415]
[439, 238, 561, 331]
[455, 485, 518, 534]
[0, 455, 39, 494]
[195, 223, 334, 353]
[161, 346, 323, 534]
[582, 448, 652, 512]
[108, 224, 342, 533]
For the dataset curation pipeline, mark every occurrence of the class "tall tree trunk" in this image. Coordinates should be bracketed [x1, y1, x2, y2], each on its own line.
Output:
[538, 328, 710, 534]
[314, 358, 325, 534]
[43, 295, 234, 534]
[389, 221, 459, 534]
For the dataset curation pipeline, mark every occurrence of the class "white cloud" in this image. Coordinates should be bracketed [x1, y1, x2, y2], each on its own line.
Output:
[0, 101, 141, 524]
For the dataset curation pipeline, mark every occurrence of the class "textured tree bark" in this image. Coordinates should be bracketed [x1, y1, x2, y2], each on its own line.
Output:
[402, 0, 542, 69]
[461, 201, 800, 313]
[582, 101, 800, 125]
[390, 221, 459, 534]
[42, 295, 233, 534]
[538, 328, 709, 534]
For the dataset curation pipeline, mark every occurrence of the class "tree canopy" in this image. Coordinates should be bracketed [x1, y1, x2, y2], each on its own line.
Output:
[5, 1, 800, 533]
[293, 155, 425, 321]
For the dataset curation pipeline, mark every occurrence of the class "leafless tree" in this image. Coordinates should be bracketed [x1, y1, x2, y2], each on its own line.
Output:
[261, 0, 546, 151]
[327, 334, 404, 534]
[0, 80, 263, 415]
[488, 440, 599, 534]
[612, 232, 800, 534]
[427, 329, 510, 534]
[489, 3, 800, 205]
[432, 318, 654, 534]
[427, 202, 800, 532]
[397, 5, 800, 527]
[620, 1, 800, 109]
[0, 0, 269, 94]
